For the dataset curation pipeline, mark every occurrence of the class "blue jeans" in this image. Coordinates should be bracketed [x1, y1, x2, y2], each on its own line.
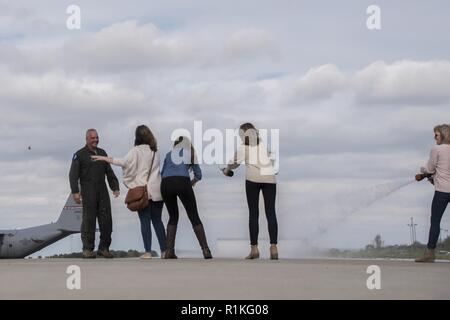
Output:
[138, 200, 167, 253]
[427, 191, 450, 249]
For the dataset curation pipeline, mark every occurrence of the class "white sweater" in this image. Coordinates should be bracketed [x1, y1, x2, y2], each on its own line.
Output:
[228, 143, 277, 184]
[112, 145, 163, 201]
[421, 144, 450, 193]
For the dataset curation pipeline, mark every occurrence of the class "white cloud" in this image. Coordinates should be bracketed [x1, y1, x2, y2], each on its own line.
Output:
[354, 60, 450, 105]
[0, 2, 53, 38]
[224, 28, 279, 61]
[0, 43, 61, 73]
[258, 60, 450, 107]
[0, 69, 148, 123]
[282, 64, 347, 103]
[62, 20, 198, 72]
[1, 22, 283, 74]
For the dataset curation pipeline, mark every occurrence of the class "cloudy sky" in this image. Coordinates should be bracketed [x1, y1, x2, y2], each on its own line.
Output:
[1, 0, 449, 258]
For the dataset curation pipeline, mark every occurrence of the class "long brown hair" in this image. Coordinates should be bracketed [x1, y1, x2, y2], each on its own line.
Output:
[239, 122, 260, 146]
[174, 136, 197, 165]
[134, 125, 157, 151]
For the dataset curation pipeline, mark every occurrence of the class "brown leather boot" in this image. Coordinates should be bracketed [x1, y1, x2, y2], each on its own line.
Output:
[193, 224, 213, 259]
[270, 244, 278, 260]
[415, 249, 435, 263]
[164, 224, 178, 259]
[245, 245, 260, 259]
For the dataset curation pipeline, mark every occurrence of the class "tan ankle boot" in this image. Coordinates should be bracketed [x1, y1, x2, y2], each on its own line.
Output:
[415, 249, 435, 263]
[245, 245, 260, 259]
[270, 244, 278, 260]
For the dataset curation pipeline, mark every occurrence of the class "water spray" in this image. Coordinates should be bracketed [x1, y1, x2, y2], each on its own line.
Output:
[312, 179, 416, 238]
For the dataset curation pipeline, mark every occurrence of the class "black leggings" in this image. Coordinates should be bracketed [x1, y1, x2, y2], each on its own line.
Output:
[161, 176, 202, 227]
[427, 191, 450, 249]
[246, 180, 278, 245]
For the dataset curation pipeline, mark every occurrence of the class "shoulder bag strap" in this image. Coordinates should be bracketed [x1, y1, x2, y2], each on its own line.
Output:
[146, 147, 156, 184]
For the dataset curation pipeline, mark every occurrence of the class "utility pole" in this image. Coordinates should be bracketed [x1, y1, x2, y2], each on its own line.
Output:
[407, 217, 418, 245]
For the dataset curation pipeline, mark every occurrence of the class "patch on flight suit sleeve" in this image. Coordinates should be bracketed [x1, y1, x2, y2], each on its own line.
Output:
[73, 154, 78, 161]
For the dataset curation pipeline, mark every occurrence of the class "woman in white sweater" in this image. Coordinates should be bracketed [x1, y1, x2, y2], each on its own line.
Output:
[224, 123, 279, 260]
[415, 124, 450, 263]
[92, 125, 166, 259]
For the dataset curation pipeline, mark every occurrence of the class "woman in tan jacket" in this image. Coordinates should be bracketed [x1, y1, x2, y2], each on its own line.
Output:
[224, 123, 279, 260]
[92, 125, 166, 259]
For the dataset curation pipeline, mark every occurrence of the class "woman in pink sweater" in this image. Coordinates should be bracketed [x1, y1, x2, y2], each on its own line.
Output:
[415, 124, 450, 263]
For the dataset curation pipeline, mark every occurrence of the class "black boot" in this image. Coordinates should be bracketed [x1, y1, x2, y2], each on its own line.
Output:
[193, 224, 213, 259]
[164, 224, 178, 259]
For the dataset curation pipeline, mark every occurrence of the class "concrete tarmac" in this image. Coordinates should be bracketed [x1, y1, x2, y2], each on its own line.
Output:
[1, 258, 449, 299]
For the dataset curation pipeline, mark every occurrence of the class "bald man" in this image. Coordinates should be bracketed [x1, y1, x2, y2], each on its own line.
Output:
[69, 129, 120, 258]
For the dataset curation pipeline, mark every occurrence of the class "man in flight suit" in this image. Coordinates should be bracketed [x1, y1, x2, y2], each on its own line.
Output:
[69, 129, 120, 258]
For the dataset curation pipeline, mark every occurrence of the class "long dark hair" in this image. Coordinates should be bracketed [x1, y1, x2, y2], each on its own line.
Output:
[174, 136, 196, 165]
[239, 122, 260, 146]
[134, 125, 157, 151]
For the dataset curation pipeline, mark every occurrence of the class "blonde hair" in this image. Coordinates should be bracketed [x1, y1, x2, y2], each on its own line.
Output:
[434, 124, 450, 144]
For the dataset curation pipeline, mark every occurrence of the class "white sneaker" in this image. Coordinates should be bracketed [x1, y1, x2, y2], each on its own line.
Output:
[140, 252, 152, 259]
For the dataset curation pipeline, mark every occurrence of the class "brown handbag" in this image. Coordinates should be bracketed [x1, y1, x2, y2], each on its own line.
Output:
[124, 149, 155, 212]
